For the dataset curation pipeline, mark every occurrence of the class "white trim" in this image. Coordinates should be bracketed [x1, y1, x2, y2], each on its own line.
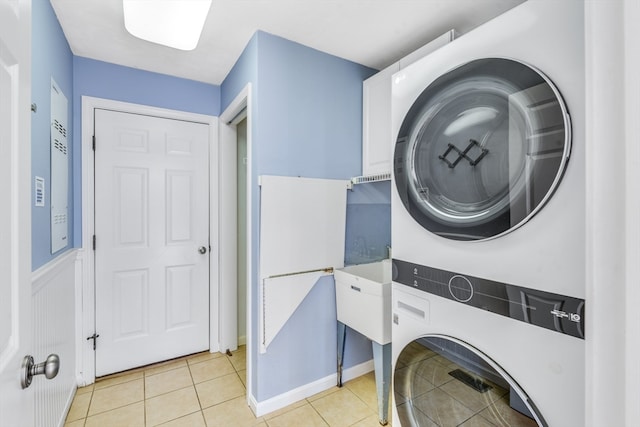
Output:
[60, 387, 76, 427]
[624, 0, 640, 423]
[218, 84, 253, 408]
[209, 118, 220, 352]
[31, 249, 78, 292]
[74, 249, 86, 387]
[341, 358, 375, 383]
[584, 1, 636, 425]
[79, 96, 218, 385]
[238, 335, 247, 346]
[251, 359, 374, 417]
[218, 113, 238, 353]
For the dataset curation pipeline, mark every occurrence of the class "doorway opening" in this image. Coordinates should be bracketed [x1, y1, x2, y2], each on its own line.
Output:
[236, 118, 248, 346]
[218, 83, 253, 407]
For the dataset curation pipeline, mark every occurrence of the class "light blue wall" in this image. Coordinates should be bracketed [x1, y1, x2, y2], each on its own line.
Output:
[255, 32, 370, 180]
[345, 181, 391, 266]
[221, 31, 377, 401]
[71, 57, 221, 245]
[72, 57, 220, 117]
[31, 0, 74, 270]
[220, 33, 258, 112]
[35, 8, 385, 403]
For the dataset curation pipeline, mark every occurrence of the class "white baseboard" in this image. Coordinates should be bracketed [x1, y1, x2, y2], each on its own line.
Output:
[250, 359, 374, 417]
[57, 386, 77, 427]
[341, 359, 375, 383]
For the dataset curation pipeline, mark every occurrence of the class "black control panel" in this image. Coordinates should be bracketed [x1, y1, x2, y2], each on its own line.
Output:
[393, 259, 585, 339]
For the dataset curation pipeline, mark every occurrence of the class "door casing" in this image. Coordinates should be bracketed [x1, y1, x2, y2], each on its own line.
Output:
[79, 96, 218, 384]
[0, 0, 33, 422]
[218, 84, 254, 409]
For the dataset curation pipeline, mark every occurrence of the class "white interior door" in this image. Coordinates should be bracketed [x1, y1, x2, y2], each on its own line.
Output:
[0, 0, 33, 424]
[94, 109, 210, 376]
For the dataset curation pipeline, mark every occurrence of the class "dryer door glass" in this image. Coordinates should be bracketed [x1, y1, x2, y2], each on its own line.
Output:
[394, 336, 544, 426]
[394, 58, 570, 240]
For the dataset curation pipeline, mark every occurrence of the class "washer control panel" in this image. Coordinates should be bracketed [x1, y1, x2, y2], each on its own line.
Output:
[393, 259, 585, 339]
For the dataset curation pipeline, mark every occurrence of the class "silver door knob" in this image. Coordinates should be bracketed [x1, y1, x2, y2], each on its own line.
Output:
[21, 354, 60, 389]
[198, 246, 207, 254]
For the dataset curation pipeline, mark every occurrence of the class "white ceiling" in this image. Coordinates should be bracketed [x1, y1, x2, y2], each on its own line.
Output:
[50, 0, 526, 86]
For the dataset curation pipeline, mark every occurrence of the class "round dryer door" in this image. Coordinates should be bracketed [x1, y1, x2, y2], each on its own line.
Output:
[394, 58, 571, 240]
[394, 336, 544, 426]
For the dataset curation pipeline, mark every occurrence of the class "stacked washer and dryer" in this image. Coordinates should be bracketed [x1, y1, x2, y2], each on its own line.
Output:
[390, 1, 585, 426]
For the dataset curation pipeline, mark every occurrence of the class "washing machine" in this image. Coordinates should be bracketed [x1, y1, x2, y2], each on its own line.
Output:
[390, 1, 585, 426]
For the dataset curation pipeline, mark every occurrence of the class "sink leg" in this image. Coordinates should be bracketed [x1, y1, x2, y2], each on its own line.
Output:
[337, 322, 347, 387]
[372, 342, 391, 425]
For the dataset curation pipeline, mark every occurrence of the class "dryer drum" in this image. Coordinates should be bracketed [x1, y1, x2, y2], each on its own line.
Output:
[394, 58, 571, 241]
[394, 335, 546, 427]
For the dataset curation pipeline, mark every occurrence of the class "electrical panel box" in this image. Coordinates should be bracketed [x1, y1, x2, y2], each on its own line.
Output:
[50, 79, 68, 253]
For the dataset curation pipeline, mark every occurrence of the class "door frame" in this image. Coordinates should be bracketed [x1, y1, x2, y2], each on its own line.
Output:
[79, 96, 218, 384]
[584, 0, 640, 424]
[0, 0, 33, 420]
[218, 84, 253, 407]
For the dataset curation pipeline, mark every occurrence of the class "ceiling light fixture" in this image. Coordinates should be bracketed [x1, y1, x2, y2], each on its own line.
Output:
[123, 0, 212, 51]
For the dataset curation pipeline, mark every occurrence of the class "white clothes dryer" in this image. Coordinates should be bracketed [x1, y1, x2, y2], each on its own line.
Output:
[391, 1, 585, 426]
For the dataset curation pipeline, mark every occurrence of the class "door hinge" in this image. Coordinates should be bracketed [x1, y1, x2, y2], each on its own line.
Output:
[92, 135, 96, 151]
[92, 235, 96, 250]
[87, 333, 100, 350]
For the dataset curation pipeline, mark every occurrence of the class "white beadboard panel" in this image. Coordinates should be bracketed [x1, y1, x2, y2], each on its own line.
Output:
[32, 249, 78, 427]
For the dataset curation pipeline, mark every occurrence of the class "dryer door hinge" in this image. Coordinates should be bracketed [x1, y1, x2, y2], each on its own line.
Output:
[92, 135, 96, 151]
[92, 235, 96, 251]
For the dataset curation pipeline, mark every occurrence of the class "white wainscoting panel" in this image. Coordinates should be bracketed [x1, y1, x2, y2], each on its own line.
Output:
[32, 249, 78, 427]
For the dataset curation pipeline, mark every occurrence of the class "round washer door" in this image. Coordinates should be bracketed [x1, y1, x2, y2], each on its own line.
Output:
[394, 58, 571, 240]
[394, 335, 544, 426]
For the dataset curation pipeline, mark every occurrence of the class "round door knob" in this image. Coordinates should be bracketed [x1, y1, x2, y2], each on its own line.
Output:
[198, 246, 207, 254]
[21, 353, 60, 389]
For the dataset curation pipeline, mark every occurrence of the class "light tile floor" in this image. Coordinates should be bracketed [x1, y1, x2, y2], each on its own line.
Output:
[64, 346, 388, 427]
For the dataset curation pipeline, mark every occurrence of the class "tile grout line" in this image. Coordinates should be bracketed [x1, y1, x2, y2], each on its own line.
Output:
[343, 386, 377, 426]
[307, 399, 331, 427]
[67, 349, 264, 427]
[81, 389, 93, 425]
[143, 369, 147, 427]
[349, 385, 382, 422]
[186, 359, 207, 422]
[85, 382, 146, 420]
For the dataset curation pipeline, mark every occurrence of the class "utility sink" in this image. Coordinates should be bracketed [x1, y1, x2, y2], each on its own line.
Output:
[335, 259, 391, 344]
